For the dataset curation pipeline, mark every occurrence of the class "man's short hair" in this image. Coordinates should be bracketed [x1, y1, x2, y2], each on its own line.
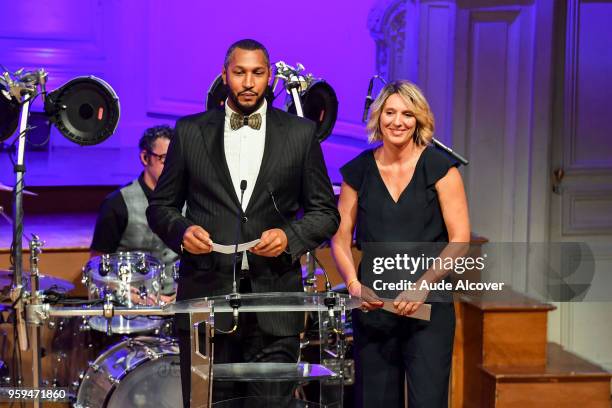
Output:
[224, 39, 270, 68]
[138, 125, 174, 152]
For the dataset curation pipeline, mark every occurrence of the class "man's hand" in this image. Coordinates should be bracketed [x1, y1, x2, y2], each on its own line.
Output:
[250, 228, 288, 257]
[182, 225, 213, 254]
[160, 293, 177, 305]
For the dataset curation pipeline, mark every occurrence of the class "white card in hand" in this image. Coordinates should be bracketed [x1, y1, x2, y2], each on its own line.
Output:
[212, 239, 261, 254]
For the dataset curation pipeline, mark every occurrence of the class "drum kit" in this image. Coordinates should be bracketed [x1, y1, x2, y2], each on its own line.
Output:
[0, 246, 182, 404]
[0, 232, 359, 408]
[17, 258, 358, 407]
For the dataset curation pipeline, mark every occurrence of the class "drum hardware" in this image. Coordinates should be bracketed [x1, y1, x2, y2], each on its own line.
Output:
[83, 252, 166, 334]
[274, 61, 311, 118]
[103, 293, 114, 336]
[99, 254, 111, 276]
[172, 261, 180, 281]
[78, 317, 91, 332]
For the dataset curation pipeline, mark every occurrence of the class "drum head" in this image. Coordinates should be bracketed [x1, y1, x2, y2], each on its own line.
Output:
[107, 355, 181, 407]
[88, 316, 162, 334]
[286, 80, 338, 142]
[76, 337, 181, 407]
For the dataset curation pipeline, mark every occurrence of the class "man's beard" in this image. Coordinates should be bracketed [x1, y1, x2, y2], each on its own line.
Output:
[228, 91, 266, 115]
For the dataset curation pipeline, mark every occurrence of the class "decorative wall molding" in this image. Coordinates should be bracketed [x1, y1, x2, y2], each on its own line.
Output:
[368, 0, 419, 81]
[0, 0, 106, 65]
[418, 1, 456, 144]
[563, 0, 612, 173]
[562, 187, 612, 235]
[453, 3, 535, 246]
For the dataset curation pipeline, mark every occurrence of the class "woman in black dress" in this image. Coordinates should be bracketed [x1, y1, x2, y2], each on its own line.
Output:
[331, 80, 470, 407]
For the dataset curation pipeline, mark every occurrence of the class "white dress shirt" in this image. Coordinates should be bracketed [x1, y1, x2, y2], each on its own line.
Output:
[224, 99, 267, 269]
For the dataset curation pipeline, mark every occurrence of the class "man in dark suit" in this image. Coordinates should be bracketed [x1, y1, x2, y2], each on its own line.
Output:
[146, 39, 339, 407]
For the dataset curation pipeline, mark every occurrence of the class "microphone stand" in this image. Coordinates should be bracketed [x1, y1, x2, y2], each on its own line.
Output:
[224, 180, 247, 334]
[265, 184, 339, 323]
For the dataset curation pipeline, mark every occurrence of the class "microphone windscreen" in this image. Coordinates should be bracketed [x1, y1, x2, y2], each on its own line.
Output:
[240, 180, 247, 191]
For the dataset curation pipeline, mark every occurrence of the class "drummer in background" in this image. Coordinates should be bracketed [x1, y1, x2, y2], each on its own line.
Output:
[90, 125, 177, 303]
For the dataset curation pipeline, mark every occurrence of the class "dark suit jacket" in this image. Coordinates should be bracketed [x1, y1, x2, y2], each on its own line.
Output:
[146, 107, 339, 336]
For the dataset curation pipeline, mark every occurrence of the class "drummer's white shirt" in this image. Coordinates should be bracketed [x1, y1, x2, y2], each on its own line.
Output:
[223, 99, 267, 270]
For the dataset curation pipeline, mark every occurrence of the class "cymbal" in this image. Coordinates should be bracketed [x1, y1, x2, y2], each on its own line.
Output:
[0, 270, 74, 293]
[0, 183, 37, 196]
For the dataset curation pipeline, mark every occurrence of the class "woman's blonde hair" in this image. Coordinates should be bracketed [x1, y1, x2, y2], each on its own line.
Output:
[366, 80, 435, 145]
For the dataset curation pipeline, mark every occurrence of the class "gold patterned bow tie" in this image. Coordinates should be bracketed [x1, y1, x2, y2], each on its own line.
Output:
[230, 112, 262, 130]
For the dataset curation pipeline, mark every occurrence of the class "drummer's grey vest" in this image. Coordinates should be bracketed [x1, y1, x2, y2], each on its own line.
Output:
[118, 180, 177, 293]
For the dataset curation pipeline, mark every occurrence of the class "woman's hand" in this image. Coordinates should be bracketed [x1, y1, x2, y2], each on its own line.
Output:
[393, 285, 429, 316]
[348, 280, 384, 311]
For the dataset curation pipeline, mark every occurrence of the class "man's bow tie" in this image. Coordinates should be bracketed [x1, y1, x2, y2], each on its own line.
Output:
[230, 112, 262, 130]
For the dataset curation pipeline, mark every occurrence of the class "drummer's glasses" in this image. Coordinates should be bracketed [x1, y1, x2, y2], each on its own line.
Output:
[146, 151, 167, 164]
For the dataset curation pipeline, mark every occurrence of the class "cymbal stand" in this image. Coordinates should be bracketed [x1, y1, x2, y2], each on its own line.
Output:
[273, 61, 312, 118]
[2, 68, 47, 407]
[273, 62, 323, 289]
[28, 235, 44, 408]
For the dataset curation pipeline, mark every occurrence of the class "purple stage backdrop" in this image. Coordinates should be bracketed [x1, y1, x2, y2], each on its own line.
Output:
[0, 0, 386, 186]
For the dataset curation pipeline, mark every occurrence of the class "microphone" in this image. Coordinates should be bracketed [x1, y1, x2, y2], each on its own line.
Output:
[432, 138, 469, 166]
[223, 180, 248, 335]
[232, 180, 248, 293]
[362, 77, 374, 123]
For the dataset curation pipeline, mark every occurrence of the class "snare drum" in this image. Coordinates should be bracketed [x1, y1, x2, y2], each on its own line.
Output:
[82, 252, 164, 334]
[75, 336, 182, 408]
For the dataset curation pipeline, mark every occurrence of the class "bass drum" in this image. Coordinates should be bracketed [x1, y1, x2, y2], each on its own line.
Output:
[75, 337, 182, 408]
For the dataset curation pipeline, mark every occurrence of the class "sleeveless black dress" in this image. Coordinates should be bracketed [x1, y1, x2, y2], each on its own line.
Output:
[340, 145, 459, 408]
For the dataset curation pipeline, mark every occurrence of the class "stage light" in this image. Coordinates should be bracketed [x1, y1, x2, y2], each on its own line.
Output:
[206, 74, 227, 111]
[0, 83, 20, 142]
[44, 76, 120, 146]
[286, 80, 338, 143]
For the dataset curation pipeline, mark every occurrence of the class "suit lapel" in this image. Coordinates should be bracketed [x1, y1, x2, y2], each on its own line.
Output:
[247, 108, 288, 213]
[200, 110, 241, 207]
